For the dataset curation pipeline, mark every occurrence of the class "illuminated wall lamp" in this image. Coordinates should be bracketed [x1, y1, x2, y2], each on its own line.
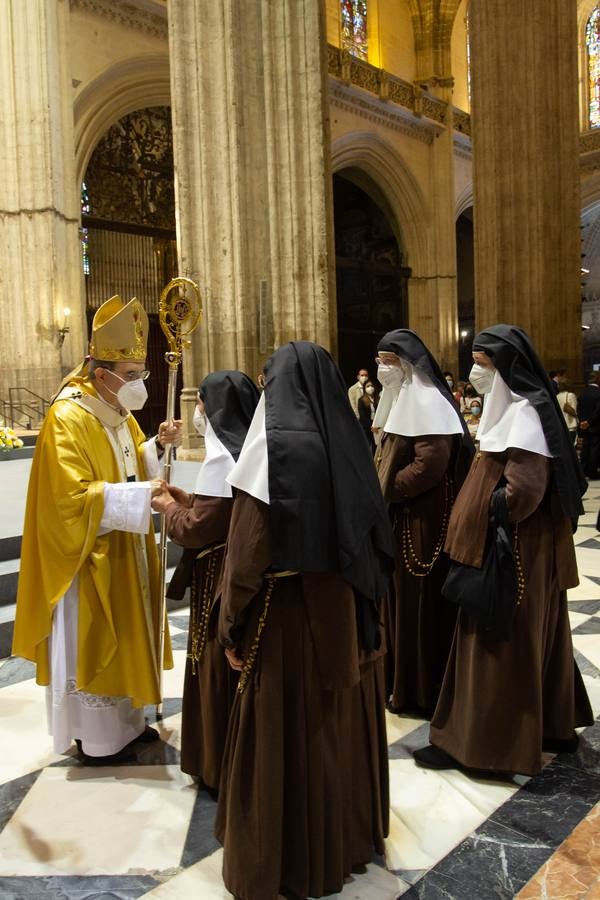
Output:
[58, 307, 71, 347]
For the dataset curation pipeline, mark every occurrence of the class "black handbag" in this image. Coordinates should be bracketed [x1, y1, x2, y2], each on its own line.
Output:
[442, 488, 519, 641]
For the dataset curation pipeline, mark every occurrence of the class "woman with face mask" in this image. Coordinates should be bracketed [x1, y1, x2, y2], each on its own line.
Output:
[151, 371, 259, 793]
[415, 325, 593, 777]
[374, 330, 475, 716]
[215, 342, 394, 900]
[357, 379, 379, 452]
[464, 397, 483, 440]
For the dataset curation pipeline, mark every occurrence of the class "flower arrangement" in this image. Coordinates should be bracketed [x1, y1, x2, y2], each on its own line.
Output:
[0, 426, 24, 452]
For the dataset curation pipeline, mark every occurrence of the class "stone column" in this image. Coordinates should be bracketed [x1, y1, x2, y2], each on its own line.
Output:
[0, 0, 84, 413]
[408, 88, 459, 373]
[470, 0, 582, 376]
[168, 0, 335, 453]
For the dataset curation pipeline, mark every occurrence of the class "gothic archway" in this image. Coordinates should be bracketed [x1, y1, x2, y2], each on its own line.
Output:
[333, 170, 410, 385]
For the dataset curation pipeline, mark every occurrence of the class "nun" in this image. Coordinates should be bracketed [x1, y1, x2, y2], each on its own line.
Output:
[151, 371, 259, 792]
[415, 325, 593, 777]
[373, 329, 474, 715]
[214, 341, 394, 900]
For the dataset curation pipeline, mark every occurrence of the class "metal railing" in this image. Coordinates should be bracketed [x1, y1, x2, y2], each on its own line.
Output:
[2, 388, 49, 430]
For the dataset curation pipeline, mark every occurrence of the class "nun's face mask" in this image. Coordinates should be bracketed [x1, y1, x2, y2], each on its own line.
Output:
[376, 353, 410, 391]
[469, 352, 496, 395]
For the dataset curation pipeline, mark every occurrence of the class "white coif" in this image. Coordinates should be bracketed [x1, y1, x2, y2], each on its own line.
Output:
[226, 392, 270, 504]
[476, 371, 552, 457]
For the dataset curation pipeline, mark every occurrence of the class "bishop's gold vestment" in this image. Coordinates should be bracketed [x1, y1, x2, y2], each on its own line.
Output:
[12, 379, 173, 708]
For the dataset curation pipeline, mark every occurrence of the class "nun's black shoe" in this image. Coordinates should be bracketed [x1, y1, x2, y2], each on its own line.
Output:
[542, 733, 579, 754]
[413, 745, 459, 770]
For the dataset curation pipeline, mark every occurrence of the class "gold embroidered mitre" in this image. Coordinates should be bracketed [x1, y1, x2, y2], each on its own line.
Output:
[89, 296, 148, 362]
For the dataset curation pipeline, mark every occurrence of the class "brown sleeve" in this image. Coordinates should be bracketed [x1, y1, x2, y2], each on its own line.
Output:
[391, 434, 453, 501]
[504, 449, 551, 523]
[168, 485, 193, 507]
[218, 491, 272, 649]
[165, 494, 232, 548]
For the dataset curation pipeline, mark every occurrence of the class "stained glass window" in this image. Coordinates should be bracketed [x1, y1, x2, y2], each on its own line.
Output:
[81, 181, 90, 276]
[341, 0, 367, 61]
[587, 8, 600, 129]
[466, 9, 471, 104]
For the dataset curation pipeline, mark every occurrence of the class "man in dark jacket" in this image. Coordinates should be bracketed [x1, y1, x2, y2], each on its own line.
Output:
[578, 372, 600, 478]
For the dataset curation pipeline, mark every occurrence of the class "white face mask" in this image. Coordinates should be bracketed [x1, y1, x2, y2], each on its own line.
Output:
[377, 363, 406, 391]
[106, 372, 148, 410]
[193, 408, 206, 435]
[470, 404, 482, 417]
[358, 374, 368, 384]
[469, 363, 495, 395]
[365, 386, 375, 396]
[446, 378, 454, 389]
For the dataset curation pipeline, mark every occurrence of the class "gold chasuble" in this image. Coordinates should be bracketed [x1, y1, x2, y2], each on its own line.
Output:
[13, 297, 173, 709]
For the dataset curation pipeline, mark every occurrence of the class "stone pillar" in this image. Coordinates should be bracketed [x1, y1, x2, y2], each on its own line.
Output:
[470, 0, 582, 377]
[408, 88, 459, 373]
[168, 0, 335, 452]
[0, 0, 85, 413]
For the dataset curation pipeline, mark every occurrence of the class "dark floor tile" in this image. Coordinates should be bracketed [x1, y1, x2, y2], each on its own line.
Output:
[167, 615, 190, 631]
[0, 621, 13, 660]
[0, 656, 35, 687]
[575, 538, 600, 550]
[572, 616, 600, 634]
[490, 758, 600, 847]
[179, 786, 219, 868]
[568, 599, 600, 615]
[388, 722, 430, 760]
[573, 647, 600, 679]
[0, 874, 159, 899]
[145, 698, 183, 724]
[168, 632, 189, 651]
[0, 770, 41, 834]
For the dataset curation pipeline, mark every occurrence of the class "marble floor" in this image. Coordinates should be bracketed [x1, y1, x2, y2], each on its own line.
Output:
[1, 486, 600, 899]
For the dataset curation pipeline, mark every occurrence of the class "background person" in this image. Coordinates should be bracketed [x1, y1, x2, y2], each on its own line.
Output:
[348, 367, 369, 417]
[358, 378, 379, 453]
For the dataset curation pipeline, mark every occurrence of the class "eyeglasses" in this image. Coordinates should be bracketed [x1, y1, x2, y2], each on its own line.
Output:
[110, 369, 151, 382]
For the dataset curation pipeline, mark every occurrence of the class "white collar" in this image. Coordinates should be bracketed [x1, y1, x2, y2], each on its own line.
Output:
[477, 371, 551, 457]
[194, 418, 236, 498]
[372, 364, 464, 437]
[226, 393, 270, 504]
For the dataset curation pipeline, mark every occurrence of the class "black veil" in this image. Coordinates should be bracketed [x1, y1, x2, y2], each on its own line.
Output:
[199, 371, 260, 461]
[472, 325, 586, 523]
[263, 342, 394, 648]
[377, 329, 475, 483]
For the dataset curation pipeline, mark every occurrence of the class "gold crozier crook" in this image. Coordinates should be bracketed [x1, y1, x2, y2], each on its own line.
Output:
[157, 276, 202, 716]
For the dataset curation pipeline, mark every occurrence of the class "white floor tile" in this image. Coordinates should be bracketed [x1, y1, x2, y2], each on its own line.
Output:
[0, 765, 196, 876]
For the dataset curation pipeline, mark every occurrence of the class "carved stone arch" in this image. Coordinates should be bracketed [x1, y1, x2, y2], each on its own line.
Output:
[331, 131, 431, 275]
[74, 55, 171, 185]
[455, 183, 474, 219]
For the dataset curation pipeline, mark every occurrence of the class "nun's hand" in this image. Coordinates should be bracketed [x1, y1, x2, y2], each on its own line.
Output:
[225, 647, 244, 671]
[158, 419, 183, 447]
[371, 426, 381, 434]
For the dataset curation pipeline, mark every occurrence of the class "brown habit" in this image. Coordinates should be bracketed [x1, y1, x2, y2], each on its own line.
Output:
[430, 448, 593, 776]
[215, 491, 389, 900]
[377, 432, 457, 713]
[165, 486, 235, 789]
